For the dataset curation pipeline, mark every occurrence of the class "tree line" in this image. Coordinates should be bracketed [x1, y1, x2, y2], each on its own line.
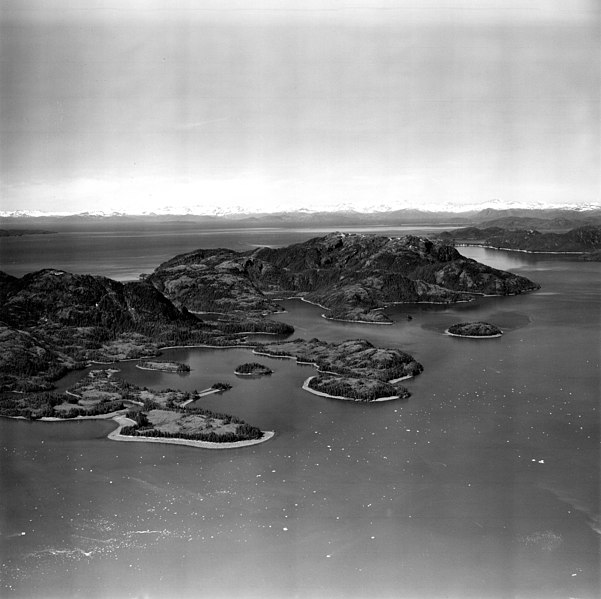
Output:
[119, 422, 263, 443]
[308, 376, 399, 401]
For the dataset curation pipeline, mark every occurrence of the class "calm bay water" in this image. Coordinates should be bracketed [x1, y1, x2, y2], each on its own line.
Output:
[0, 225, 451, 280]
[1, 230, 599, 598]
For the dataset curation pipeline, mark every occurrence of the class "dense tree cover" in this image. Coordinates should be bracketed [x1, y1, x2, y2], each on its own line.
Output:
[126, 409, 149, 427]
[121, 425, 263, 443]
[0, 392, 124, 419]
[308, 376, 409, 401]
[255, 339, 423, 381]
[138, 360, 191, 372]
[0, 269, 295, 392]
[207, 319, 293, 336]
[0, 391, 62, 417]
[0, 326, 88, 392]
[253, 348, 293, 358]
[447, 322, 502, 337]
[211, 382, 232, 391]
[234, 362, 273, 375]
[119, 420, 263, 442]
[179, 405, 244, 422]
[53, 400, 125, 419]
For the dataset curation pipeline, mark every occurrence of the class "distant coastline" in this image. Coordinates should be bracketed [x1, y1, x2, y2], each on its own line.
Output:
[455, 243, 585, 255]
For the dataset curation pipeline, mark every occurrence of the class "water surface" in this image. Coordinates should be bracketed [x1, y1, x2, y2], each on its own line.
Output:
[1, 235, 599, 599]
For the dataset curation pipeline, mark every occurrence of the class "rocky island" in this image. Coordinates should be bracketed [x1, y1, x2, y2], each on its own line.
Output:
[234, 362, 273, 376]
[149, 232, 539, 324]
[446, 322, 503, 338]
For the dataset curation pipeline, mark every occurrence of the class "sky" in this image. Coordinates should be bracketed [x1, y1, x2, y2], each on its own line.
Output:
[1, 0, 599, 215]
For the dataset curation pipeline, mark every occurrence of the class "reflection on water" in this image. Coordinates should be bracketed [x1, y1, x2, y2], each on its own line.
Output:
[1, 232, 599, 599]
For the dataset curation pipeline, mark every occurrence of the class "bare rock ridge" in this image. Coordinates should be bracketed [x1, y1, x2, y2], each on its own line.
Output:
[150, 232, 539, 323]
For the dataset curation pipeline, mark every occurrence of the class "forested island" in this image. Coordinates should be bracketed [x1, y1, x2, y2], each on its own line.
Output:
[253, 338, 419, 401]
[136, 360, 191, 373]
[211, 382, 232, 391]
[234, 362, 273, 376]
[118, 409, 264, 444]
[446, 322, 503, 338]
[304, 375, 409, 402]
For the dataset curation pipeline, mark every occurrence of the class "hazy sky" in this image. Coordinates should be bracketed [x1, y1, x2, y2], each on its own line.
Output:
[1, 0, 599, 214]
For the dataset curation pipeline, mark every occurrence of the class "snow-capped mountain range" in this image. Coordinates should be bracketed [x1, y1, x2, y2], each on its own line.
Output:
[1, 199, 599, 219]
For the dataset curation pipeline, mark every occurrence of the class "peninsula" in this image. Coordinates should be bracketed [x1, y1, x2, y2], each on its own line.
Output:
[0, 368, 270, 446]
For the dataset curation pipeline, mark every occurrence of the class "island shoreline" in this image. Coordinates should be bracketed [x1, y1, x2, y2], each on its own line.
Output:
[444, 329, 503, 339]
[2, 412, 275, 449]
[108, 415, 275, 449]
[301, 376, 400, 402]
